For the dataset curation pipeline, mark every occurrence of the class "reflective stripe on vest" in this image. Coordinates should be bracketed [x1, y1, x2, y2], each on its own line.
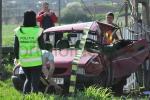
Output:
[105, 30, 113, 44]
[15, 26, 43, 67]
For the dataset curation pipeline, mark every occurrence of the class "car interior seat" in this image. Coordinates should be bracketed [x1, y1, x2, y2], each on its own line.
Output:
[56, 39, 70, 49]
[75, 40, 94, 50]
[75, 40, 81, 48]
[85, 40, 94, 49]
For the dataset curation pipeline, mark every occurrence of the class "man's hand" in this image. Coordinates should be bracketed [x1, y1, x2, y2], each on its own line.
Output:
[14, 59, 20, 66]
[14, 59, 18, 65]
[43, 12, 48, 16]
[43, 11, 53, 16]
[49, 11, 55, 16]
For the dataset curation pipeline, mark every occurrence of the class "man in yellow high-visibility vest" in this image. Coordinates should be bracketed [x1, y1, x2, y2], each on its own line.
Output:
[14, 10, 44, 94]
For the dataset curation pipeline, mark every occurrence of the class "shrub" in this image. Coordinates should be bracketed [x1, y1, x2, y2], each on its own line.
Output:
[84, 86, 113, 100]
[61, 2, 92, 24]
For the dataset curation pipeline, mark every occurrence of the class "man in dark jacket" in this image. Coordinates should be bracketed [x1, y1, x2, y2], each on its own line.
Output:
[36, 2, 58, 30]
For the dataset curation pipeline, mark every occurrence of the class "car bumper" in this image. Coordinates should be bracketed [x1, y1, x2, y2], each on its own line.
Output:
[53, 74, 104, 93]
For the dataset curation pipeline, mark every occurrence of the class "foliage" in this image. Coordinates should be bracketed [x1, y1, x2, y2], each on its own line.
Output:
[1, 52, 14, 80]
[0, 79, 149, 100]
[0, 64, 13, 80]
[95, 13, 106, 21]
[0, 80, 114, 100]
[84, 86, 113, 100]
[0, 80, 56, 100]
[1, 24, 17, 80]
[0, 80, 23, 100]
[61, 2, 92, 24]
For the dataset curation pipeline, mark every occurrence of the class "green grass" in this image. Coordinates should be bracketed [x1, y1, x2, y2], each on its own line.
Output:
[2, 24, 18, 46]
[84, 86, 113, 100]
[0, 79, 116, 100]
[0, 79, 60, 100]
[0, 80, 23, 100]
[0, 64, 149, 100]
[1, 79, 149, 100]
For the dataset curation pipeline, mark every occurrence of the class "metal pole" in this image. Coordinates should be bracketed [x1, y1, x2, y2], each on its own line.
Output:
[0, 0, 2, 67]
[135, 1, 138, 20]
[58, 0, 61, 25]
[94, 2, 96, 20]
[125, 0, 128, 27]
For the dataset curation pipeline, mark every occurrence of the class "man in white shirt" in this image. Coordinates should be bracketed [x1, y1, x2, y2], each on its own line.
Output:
[41, 43, 62, 93]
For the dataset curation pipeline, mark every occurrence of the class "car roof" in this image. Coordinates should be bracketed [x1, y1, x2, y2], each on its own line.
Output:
[44, 21, 116, 34]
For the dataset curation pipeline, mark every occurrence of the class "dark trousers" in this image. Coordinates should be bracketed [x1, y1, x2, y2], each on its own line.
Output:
[22, 65, 42, 94]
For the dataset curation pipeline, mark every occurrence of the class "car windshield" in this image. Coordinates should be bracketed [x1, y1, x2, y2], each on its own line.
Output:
[44, 31, 98, 50]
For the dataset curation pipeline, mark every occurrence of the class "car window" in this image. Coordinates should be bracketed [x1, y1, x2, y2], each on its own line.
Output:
[43, 32, 55, 46]
[88, 31, 97, 41]
[45, 31, 98, 49]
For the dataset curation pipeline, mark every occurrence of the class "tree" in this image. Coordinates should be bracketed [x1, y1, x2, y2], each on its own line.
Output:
[61, 2, 91, 24]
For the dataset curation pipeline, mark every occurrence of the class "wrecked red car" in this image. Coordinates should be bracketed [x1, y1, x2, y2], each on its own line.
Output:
[12, 21, 149, 94]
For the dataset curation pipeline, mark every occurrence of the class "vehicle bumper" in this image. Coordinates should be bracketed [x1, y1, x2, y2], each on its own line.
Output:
[53, 74, 105, 93]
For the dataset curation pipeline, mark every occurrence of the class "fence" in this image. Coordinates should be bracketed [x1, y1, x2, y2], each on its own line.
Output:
[117, 21, 150, 92]
[118, 21, 150, 41]
[123, 73, 137, 92]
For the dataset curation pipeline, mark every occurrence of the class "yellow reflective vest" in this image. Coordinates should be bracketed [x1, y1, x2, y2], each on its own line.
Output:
[105, 30, 113, 44]
[15, 26, 43, 67]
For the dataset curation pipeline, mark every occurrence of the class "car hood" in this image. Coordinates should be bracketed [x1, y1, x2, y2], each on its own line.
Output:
[52, 49, 98, 67]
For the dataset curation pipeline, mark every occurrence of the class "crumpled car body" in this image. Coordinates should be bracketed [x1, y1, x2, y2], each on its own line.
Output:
[12, 21, 149, 94]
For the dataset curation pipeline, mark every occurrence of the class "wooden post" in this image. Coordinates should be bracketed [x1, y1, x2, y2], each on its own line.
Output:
[94, 2, 96, 20]
[0, 0, 2, 67]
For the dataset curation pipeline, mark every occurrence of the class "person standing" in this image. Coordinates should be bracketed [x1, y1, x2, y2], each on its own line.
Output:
[37, 2, 58, 30]
[14, 10, 43, 94]
[106, 12, 117, 26]
[104, 12, 119, 44]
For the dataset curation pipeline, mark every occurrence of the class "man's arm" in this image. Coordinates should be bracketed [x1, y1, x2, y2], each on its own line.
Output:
[50, 13, 58, 23]
[36, 12, 44, 23]
[46, 52, 55, 79]
[38, 33, 45, 49]
[14, 35, 20, 65]
[14, 35, 19, 59]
